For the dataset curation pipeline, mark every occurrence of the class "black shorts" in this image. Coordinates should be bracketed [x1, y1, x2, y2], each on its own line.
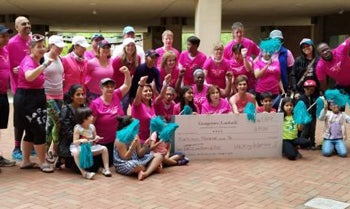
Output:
[14, 88, 47, 145]
[0, 94, 9, 129]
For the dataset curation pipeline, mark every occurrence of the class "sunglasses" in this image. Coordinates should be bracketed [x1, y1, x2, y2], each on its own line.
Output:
[20, 22, 31, 26]
[32, 34, 45, 42]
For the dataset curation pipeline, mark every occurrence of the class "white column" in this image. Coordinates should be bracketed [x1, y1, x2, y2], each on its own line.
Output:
[194, 0, 222, 56]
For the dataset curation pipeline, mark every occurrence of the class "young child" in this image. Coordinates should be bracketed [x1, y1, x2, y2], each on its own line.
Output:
[149, 129, 189, 167]
[201, 85, 232, 114]
[318, 100, 349, 157]
[173, 86, 200, 115]
[70, 107, 112, 180]
[298, 80, 318, 150]
[280, 97, 310, 160]
[154, 74, 176, 122]
[229, 75, 256, 113]
[256, 92, 276, 113]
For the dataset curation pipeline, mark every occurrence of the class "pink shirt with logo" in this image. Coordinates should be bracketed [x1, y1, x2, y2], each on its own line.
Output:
[254, 58, 281, 94]
[192, 84, 209, 110]
[131, 102, 156, 144]
[203, 57, 230, 89]
[230, 93, 256, 113]
[201, 98, 232, 114]
[84, 49, 96, 61]
[178, 51, 206, 85]
[90, 89, 124, 144]
[112, 55, 140, 88]
[7, 34, 31, 93]
[229, 56, 256, 91]
[17, 55, 44, 89]
[62, 53, 87, 93]
[316, 39, 350, 86]
[0, 47, 10, 94]
[223, 38, 260, 60]
[85, 57, 114, 95]
[158, 66, 179, 88]
[173, 103, 200, 115]
[155, 47, 180, 69]
[154, 100, 176, 122]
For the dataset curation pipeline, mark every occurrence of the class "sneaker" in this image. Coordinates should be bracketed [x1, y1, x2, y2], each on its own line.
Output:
[102, 168, 112, 177]
[12, 149, 22, 161]
[0, 156, 16, 167]
[177, 157, 189, 166]
[83, 171, 95, 180]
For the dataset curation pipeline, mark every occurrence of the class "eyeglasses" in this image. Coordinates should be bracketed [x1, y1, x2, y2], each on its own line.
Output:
[31, 34, 45, 42]
[20, 22, 31, 26]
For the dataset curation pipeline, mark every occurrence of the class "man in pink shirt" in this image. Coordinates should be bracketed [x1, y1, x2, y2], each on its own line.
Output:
[6, 16, 31, 160]
[178, 36, 206, 86]
[223, 22, 260, 60]
[316, 38, 350, 95]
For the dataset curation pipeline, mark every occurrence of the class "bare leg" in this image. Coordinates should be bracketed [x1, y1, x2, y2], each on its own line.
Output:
[93, 147, 109, 170]
[33, 144, 47, 166]
[72, 152, 85, 175]
[20, 140, 33, 166]
[138, 153, 163, 181]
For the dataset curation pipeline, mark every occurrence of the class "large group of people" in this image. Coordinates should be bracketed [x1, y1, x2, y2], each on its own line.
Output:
[0, 16, 350, 178]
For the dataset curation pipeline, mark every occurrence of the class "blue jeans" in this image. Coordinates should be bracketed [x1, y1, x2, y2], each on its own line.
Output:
[322, 138, 347, 157]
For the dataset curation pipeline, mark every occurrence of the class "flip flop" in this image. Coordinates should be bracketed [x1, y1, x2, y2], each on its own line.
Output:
[40, 164, 54, 173]
[20, 162, 39, 169]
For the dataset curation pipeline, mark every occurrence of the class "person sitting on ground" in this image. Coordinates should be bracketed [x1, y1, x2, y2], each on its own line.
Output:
[201, 85, 232, 114]
[318, 99, 349, 158]
[70, 107, 112, 180]
[113, 116, 163, 181]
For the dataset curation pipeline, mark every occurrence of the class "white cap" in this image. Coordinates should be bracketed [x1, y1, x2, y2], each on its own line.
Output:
[48, 35, 66, 48]
[72, 36, 90, 48]
[269, 30, 283, 39]
[122, 38, 135, 47]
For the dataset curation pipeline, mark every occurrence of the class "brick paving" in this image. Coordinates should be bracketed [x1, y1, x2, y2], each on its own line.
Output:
[1, 106, 350, 209]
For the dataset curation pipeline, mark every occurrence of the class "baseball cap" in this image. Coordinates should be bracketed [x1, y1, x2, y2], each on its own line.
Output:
[100, 78, 116, 87]
[123, 26, 135, 35]
[269, 30, 283, 39]
[299, 38, 313, 46]
[48, 35, 66, 48]
[303, 79, 317, 87]
[98, 40, 111, 48]
[91, 33, 104, 41]
[145, 49, 159, 58]
[72, 36, 90, 48]
[0, 24, 13, 34]
[122, 38, 135, 47]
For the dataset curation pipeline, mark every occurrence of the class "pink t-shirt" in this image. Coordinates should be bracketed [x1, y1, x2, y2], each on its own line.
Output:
[90, 89, 124, 144]
[229, 56, 256, 91]
[316, 39, 350, 86]
[223, 38, 260, 60]
[158, 66, 179, 88]
[131, 102, 156, 144]
[203, 57, 230, 89]
[0, 47, 10, 94]
[112, 55, 140, 88]
[178, 51, 207, 86]
[149, 132, 168, 155]
[17, 55, 44, 89]
[254, 58, 281, 94]
[201, 98, 232, 114]
[155, 47, 180, 69]
[173, 103, 200, 115]
[192, 84, 209, 110]
[85, 57, 114, 94]
[84, 49, 96, 61]
[256, 106, 276, 113]
[7, 34, 31, 93]
[62, 53, 87, 93]
[230, 93, 256, 113]
[154, 100, 176, 122]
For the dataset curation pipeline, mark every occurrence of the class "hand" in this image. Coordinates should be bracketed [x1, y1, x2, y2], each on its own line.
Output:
[241, 48, 247, 58]
[13, 66, 19, 74]
[225, 71, 233, 81]
[179, 68, 186, 77]
[93, 136, 104, 143]
[164, 74, 171, 85]
[80, 138, 88, 144]
[44, 58, 54, 67]
[139, 76, 148, 86]
[119, 66, 129, 74]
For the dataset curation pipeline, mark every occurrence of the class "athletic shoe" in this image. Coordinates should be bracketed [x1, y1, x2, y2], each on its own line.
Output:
[12, 149, 22, 161]
[0, 156, 16, 167]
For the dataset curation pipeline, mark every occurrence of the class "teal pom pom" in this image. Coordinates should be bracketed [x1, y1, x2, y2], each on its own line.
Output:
[316, 97, 324, 118]
[117, 119, 140, 144]
[259, 38, 281, 55]
[324, 89, 349, 107]
[150, 116, 166, 133]
[159, 123, 179, 142]
[182, 105, 193, 115]
[79, 143, 93, 169]
[244, 102, 256, 122]
[293, 101, 312, 125]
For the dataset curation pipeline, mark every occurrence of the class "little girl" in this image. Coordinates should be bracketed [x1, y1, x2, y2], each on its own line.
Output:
[173, 86, 200, 115]
[319, 100, 349, 157]
[280, 97, 310, 160]
[70, 107, 112, 179]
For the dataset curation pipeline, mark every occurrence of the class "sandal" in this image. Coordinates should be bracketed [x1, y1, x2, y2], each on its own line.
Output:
[102, 169, 112, 177]
[83, 171, 95, 180]
[20, 162, 39, 169]
[40, 164, 54, 173]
